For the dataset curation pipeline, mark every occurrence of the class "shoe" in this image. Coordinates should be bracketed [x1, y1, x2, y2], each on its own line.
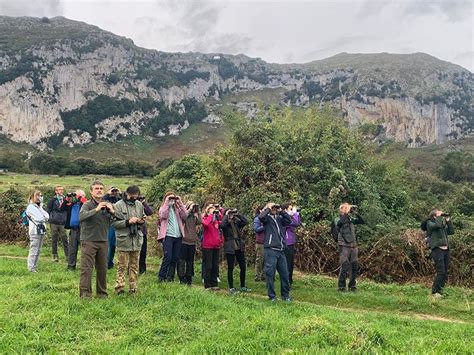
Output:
[53, 255, 59, 263]
[269, 297, 277, 302]
[217, 277, 221, 283]
[349, 287, 357, 292]
[240, 287, 252, 292]
[129, 289, 137, 295]
[338, 288, 347, 292]
[431, 293, 443, 298]
[67, 267, 76, 272]
[284, 297, 292, 302]
[229, 288, 239, 295]
[29, 269, 37, 273]
[139, 270, 146, 275]
[116, 289, 125, 296]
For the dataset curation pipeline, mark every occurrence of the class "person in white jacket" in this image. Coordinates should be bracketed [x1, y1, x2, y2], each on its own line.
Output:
[26, 190, 49, 272]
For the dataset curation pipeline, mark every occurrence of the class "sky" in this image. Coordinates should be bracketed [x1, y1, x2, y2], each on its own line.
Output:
[0, 0, 473, 71]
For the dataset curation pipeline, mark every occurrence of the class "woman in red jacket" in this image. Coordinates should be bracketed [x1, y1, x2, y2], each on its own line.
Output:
[201, 204, 223, 289]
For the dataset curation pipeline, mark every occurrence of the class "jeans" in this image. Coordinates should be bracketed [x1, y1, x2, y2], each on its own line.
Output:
[338, 246, 358, 289]
[27, 233, 45, 271]
[107, 227, 116, 268]
[202, 248, 220, 288]
[226, 250, 246, 289]
[67, 228, 81, 269]
[431, 248, 450, 294]
[139, 234, 147, 274]
[284, 244, 295, 284]
[158, 236, 182, 281]
[264, 248, 290, 300]
[178, 244, 196, 284]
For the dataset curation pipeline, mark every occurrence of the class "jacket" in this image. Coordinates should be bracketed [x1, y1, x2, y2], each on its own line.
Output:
[183, 213, 202, 245]
[285, 212, 301, 246]
[26, 203, 49, 235]
[141, 202, 153, 235]
[427, 216, 454, 250]
[112, 199, 145, 252]
[202, 212, 223, 249]
[79, 199, 112, 242]
[253, 215, 265, 244]
[46, 195, 67, 225]
[157, 201, 187, 240]
[61, 200, 86, 230]
[334, 213, 365, 247]
[220, 214, 248, 254]
[259, 209, 292, 251]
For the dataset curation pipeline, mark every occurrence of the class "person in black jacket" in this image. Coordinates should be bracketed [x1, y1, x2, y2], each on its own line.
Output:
[46, 185, 68, 262]
[259, 202, 292, 302]
[220, 209, 250, 294]
[331, 203, 365, 292]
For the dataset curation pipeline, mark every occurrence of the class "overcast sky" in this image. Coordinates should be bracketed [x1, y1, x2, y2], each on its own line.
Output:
[1, 0, 473, 71]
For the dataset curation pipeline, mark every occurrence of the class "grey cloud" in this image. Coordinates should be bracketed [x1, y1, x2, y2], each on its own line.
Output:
[0, 0, 63, 17]
[404, 0, 473, 22]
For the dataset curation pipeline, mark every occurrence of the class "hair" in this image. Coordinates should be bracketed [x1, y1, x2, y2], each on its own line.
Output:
[339, 202, 350, 212]
[281, 203, 291, 211]
[429, 209, 438, 219]
[90, 180, 104, 191]
[29, 190, 41, 203]
[254, 205, 263, 215]
[54, 185, 63, 193]
[126, 185, 140, 195]
[75, 189, 85, 197]
[161, 191, 176, 206]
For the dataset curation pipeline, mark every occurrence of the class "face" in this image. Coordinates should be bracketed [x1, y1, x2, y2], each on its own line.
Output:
[340, 204, 351, 214]
[127, 193, 139, 201]
[55, 187, 64, 196]
[35, 193, 43, 203]
[206, 205, 215, 215]
[91, 185, 105, 200]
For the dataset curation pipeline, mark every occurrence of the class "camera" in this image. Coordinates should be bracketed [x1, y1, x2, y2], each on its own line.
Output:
[350, 205, 358, 213]
[214, 204, 220, 209]
[137, 196, 145, 202]
[441, 213, 450, 217]
[36, 223, 46, 235]
[129, 223, 141, 237]
[213, 210, 220, 215]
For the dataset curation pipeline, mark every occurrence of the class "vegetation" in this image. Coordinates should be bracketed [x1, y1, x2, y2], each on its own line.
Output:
[437, 151, 474, 183]
[0, 245, 472, 353]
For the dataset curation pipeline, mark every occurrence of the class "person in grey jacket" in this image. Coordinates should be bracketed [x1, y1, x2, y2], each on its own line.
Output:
[259, 202, 292, 302]
[26, 190, 49, 272]
[111, 185, 146, 295]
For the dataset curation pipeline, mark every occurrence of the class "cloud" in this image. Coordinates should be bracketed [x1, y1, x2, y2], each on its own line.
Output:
[453, 51, 474, 71]
[0, 0, 63, 17]
[404, 0, 473, 22]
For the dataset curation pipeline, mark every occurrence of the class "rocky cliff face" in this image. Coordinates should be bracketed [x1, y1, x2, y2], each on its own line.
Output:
[0, 16, 472, 149]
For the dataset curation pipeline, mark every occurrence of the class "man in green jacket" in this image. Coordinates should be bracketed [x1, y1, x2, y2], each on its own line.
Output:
[111, 185, 146, 295]
[426, 209, 454, 297]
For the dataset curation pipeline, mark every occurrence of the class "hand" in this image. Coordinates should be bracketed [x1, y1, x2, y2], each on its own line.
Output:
[105, 202, 114, 214]
[435, 210, 443, 217]
[267, 203, 275, 210]
[129, 217, 140, 224]
[95, 202, 108, 212]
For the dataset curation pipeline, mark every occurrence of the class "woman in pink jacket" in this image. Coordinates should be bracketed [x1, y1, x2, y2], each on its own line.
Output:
[157, 192, 188, 282]
[201, 204, 223, 289]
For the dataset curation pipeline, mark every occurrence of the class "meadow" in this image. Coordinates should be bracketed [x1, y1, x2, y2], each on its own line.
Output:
[0, 243, 472, 353]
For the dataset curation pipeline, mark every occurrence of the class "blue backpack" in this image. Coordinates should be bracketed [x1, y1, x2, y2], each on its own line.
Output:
[20, 210, 29, 226]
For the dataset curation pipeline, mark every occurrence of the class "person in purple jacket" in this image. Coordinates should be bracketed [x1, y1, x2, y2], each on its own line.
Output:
[138, 196, 154, 275]
[282, 203, 301, 286]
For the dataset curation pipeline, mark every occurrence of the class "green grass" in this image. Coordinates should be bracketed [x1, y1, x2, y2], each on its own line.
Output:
[0, 173, 151, 194]
[1, 244, 472, 353]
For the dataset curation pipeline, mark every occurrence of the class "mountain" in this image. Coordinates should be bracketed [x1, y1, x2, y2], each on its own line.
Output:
[0, 16, 472, 150]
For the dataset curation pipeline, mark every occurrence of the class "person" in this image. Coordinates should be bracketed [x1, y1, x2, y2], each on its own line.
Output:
[177, 201, 202, 285]
[79, 181, 115, 299]
[138, 196, 153, 275]
[157, 192, 187, 282]
[282, 203, 301, 287]
[25, 190, 49, 272]
[61, 190, 87, 271]
[253, 205, 265, 282]
[259, 202, 292, 302]
[426, 209, 454, 297]
[201, 204, 223, 289]
[220, 208, 251, 294]
[104, 187, 121, 269]
[111, 185, 146, 295]
[331, 203, 365, 292]
[46, 185, 68, 262]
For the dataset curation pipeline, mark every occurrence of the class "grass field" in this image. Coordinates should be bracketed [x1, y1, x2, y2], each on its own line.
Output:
[0, 243, 472, 353]
[0, 173, 151, 194]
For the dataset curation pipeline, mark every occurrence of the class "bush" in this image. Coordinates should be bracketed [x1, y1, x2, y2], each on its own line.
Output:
[0, 188, 28, 242]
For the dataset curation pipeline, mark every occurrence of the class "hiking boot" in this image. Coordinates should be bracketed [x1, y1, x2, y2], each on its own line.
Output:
[284, 297, 292, 302]
[240, 287, 252, 293]
[116, 289, 125, 296]
[67, 266, 76, 272]
[431, 293, 443, 298]
[53, 255, 59, 263]
[349, 287, 357, 292]
[269, 297, 277, 302]
[217, 277, 221, 283]
[129, 289, 137, 296]
[229, 288, 239, 295]
[338, 288, 347, 292]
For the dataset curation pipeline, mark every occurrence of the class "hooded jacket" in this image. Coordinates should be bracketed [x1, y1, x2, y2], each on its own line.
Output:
[112, 198, 145, 252]
[259, 209, 292, 251]
[220, 214, 248, 254]
[157, 200, 187, 240]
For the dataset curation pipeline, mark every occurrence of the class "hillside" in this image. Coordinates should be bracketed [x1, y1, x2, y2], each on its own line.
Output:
[0, 15, 472, 155]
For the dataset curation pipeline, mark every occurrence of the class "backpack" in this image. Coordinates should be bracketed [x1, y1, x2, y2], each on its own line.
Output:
[420, 219, 431, 247]
[330, 217, 340, 242]
[20, 210, 29, 226]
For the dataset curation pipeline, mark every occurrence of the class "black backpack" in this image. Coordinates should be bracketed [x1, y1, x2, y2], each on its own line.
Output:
[330, 217, 340, 242]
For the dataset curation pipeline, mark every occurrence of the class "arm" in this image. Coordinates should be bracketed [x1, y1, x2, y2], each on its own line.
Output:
[220, 215, 230, 229]
[202, 214, 214, 227]
[143, 202, 153, 216]
[79, 202, 99, 222]
[289, 213, 301, 227]
[352, 214, 365, 225]
[46, 198, 54, 214]
[195, 213, 202, 226]
[427, 217, 444, 232]
[337, 214, 350, 227]
[446, 220, 454, 235]
[177, 201, 188, 221]
[158, 203, 170, 220]
[110, 203, 129, 229]
[280, 211, 292, 227]
[253, 217, 264, 233]
[236, 214, 248, 228]
[259, 209, 270, 224]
